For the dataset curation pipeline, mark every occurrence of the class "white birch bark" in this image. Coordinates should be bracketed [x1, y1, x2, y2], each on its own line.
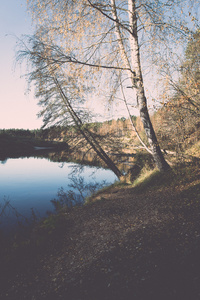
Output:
[112, 0, 170, 171]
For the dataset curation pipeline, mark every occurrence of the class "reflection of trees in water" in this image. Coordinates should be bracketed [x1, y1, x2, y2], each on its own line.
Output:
[51, 166, 108, 212]
[0, 198, 10, 220]
[48, 149, 136, 175]
[0, 197, 39, 233]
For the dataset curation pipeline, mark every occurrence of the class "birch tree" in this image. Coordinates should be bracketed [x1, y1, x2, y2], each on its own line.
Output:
[17, 35, 122, 177]
[24, 0, 199, 172]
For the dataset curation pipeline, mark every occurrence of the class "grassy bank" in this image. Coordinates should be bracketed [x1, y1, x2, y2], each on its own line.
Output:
[0, 151, 200, 299]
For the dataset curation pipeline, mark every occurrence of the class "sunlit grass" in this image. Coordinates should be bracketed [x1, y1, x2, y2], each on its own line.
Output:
[185, 140, 200, 158]
[132, 167, 159, 189]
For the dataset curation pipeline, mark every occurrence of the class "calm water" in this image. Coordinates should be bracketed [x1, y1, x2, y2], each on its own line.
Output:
[0, 157, 117, 229]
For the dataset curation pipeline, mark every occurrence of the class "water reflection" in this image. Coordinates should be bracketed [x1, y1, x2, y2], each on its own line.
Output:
[0, 196, 40, 234]
[51, 173, 107, 212]
[0, 156, 117, 230]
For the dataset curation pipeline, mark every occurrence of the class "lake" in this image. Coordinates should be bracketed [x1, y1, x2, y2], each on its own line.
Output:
[0, 156, 118, 230]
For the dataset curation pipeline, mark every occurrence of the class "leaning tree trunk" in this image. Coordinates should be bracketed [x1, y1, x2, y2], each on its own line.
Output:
[54, 77, 122, 178]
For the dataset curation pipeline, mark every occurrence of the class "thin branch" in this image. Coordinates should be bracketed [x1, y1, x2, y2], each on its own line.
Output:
[86, 0, 133, 35]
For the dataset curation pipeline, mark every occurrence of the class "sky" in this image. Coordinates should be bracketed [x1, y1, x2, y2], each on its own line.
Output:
[0, 0, 42, 130]
[0, 1, 199, 130]
[0, 0, 138, 130]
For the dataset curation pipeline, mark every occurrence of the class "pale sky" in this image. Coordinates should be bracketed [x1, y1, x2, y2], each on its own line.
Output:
[0, 0, 42, 130]
[0, 0, 140, 130]
[0, 1, 199, 130]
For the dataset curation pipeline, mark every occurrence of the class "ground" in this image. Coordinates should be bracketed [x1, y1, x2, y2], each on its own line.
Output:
[1, 159, 200, 300]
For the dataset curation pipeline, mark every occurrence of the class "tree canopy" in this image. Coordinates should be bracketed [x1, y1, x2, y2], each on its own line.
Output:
[17, 0, 199, 172]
